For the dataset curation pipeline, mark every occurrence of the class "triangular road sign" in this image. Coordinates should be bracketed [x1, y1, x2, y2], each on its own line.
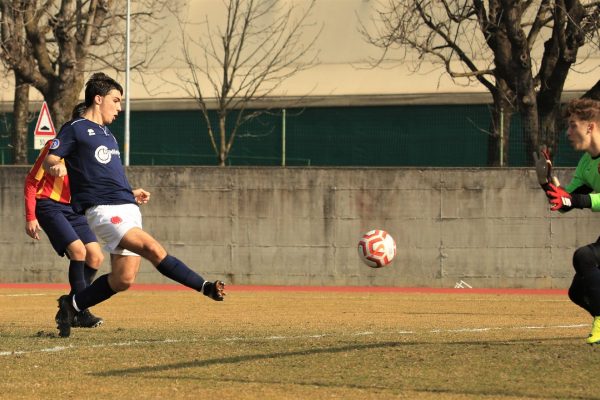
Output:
[34, 102, 56, 136]
[33, 102, 57, 150]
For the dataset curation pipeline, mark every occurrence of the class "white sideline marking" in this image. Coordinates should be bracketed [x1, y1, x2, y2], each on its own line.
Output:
[0, 323, 589, 358]
[0, 293, 48, 297]
[41, 345, 72, 353]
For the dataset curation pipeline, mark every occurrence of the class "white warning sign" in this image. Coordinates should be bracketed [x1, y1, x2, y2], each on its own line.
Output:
[33, 102, 56, 150]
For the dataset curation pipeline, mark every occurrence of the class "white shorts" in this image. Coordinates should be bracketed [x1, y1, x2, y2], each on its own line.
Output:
[85, 204, 142, 256]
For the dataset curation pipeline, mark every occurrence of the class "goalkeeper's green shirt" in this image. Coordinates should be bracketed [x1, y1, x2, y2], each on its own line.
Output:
[566, 153, 600, 211]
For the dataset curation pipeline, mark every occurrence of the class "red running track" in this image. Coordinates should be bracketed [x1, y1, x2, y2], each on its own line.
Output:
[0, 283, 566, 295]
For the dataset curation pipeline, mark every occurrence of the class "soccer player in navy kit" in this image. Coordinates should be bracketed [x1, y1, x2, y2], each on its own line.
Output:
[543, 98, 600, 344]
[24, 104, 104, 329]
[44, 73, 225, 338]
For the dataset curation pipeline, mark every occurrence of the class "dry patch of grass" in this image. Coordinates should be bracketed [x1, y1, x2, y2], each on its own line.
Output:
[0, 288, 598, 399]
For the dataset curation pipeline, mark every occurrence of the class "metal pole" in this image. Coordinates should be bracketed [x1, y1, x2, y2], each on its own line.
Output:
[282, 108, 286, 166]
[124, 0, 131, 166]
[499, 108, 503, 167]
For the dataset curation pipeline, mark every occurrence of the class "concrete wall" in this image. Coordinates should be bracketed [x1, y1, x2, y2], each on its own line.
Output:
[1, 166, 595, 288]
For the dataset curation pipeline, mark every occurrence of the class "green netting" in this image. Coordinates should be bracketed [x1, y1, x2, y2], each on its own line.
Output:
[0, 104, 579, 166]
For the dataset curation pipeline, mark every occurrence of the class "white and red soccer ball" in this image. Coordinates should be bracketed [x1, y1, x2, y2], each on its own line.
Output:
[357, 229, 396, 268]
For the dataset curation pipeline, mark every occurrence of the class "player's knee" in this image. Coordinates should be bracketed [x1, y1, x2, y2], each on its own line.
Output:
[572, 246, 597, 274]
[85, 251, 104, 269]
[66, 241, 87, 260]
[568, 281, 580, 304]
[108, 269, 137, 292]
[144, 240, 167, 264]
[110, 275, 135, 292]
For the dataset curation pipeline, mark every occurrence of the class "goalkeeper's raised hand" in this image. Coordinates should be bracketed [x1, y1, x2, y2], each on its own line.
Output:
[533, 145, 560, 190]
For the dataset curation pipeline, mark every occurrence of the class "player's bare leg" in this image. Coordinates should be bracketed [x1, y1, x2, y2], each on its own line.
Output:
[108, 253, 142, 292]
[119, 227, 226, 300]
[56, 254, 139, 338]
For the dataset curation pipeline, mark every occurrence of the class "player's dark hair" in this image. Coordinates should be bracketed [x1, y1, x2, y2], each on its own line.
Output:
[564, 98, 600, 123]
[84, 73, 123, 107]
[71, 102, 86, 119]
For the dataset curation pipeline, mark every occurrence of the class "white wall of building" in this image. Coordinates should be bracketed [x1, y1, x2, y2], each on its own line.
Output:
[1, 0, 597, 106]
[132, 0, 597, 100]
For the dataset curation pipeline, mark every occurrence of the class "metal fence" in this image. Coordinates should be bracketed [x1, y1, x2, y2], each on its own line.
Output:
[0, 104, 579, 167]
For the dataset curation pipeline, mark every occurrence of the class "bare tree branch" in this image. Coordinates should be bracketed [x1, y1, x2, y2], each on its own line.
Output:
[0, 0, 183, 162]
[174, 0, 320, 166]
[361, 0, 600, 165]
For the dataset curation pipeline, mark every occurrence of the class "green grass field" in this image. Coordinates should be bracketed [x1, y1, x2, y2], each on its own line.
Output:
[1, 286, 599, 400]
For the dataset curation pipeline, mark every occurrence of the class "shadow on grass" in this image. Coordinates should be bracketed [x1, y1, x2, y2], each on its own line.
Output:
[142, 375, 599, 400]
[93, 336, 577, 378]
[91, 336, 597, 399]
[94, 340, 403, 377]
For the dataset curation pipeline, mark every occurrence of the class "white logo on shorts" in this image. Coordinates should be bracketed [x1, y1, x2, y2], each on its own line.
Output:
[94, 145, 120, 164]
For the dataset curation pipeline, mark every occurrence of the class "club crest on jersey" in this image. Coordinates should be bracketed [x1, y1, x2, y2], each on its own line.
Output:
[95, 145, 120, 164]
[49, 138, 60, 149]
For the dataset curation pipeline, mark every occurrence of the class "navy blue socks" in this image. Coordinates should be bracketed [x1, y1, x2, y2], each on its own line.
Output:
[72, 274, 116, 311]
[156, 255, 205, 291]
[72, 255, 206, 310]
[68, 260, 86, 296]
[84, 264, 98, 286]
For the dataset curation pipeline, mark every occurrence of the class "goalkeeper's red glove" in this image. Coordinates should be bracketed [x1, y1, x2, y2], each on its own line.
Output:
[545, 183, 590, 211]
[546, 184, 572, 211]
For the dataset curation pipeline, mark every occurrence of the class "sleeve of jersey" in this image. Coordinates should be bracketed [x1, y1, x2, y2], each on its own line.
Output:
[589, 194, 600, 212]
[23, 142, 51, 221]
[49, 125, 75, 158]
[561, 156, 600, 211]
[24, 175, 38, 222]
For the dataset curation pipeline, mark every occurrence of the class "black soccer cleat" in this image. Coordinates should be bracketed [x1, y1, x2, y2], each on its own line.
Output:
[73, 309, 104, 328]
[56, 295, 76, 338]
[202, 280, 226, 301]
[55, 308, 103, 328]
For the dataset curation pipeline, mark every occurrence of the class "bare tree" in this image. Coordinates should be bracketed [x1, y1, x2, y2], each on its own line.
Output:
[11, 71, 29, 163]
[0, 69, 32, 165]
[361, 0, 600, 165]
[176, 0, 320, 166]
[0, 0, 178, 164]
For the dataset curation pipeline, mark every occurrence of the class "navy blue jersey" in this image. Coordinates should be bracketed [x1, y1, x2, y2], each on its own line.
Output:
[49, 118, 136, 213]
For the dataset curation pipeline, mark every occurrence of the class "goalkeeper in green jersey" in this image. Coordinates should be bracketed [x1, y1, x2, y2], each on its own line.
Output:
[537, 98, 600, 345]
